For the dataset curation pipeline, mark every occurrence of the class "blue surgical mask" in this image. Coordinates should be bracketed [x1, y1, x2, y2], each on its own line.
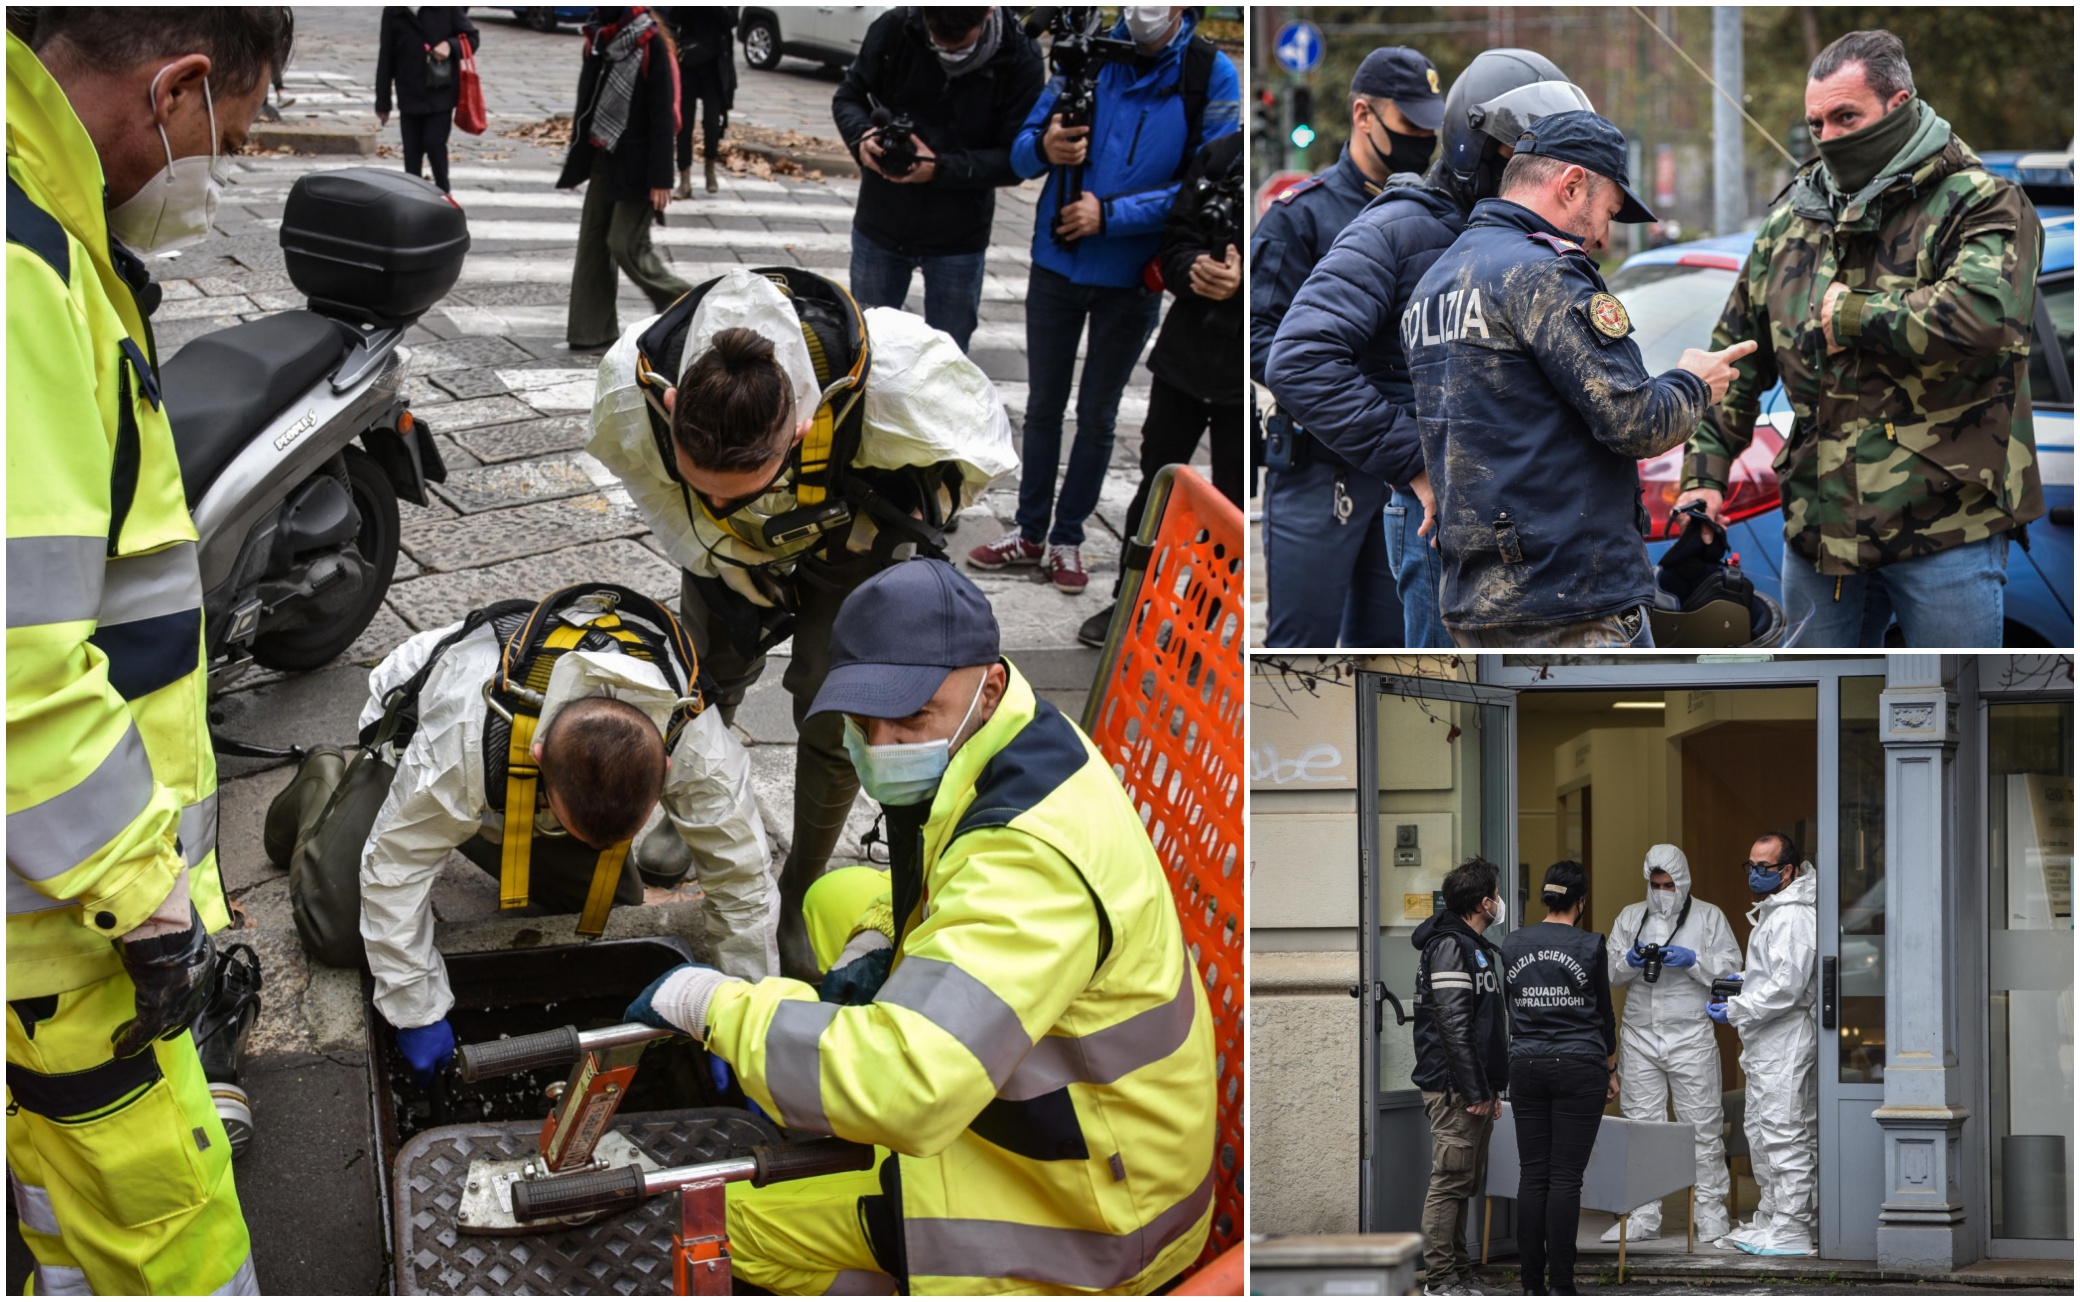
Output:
[842, 675, 988, 808]
[1748, 865, 1787, 894]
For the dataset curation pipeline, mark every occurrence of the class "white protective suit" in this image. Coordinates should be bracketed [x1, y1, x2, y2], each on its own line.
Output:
[1725, 865, 1819, 1255]
[1604, 844, 1744, 1241]
[586, 268, 1017, 605]
[357, 615, 779, 1031]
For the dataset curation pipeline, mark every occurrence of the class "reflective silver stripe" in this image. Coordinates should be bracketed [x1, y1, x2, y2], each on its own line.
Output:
[9, 1171, 60, 1236]
[6, 536, 104, 628]
[999, 962, 1199, 1101]
[877, 957, 1031, 1090]
[180, 792, 219, 866]
[825, 1268, 897, 1295]
[100, 542, 202, 627]
[7, 871, 72, 915]
[210, 1253, 261, 1296]
[1429, 972, 1475, 988]
[765, 1000, 839, 1135]
[905, 1164, 1215, 1288]
[6, 723, 155, 881]
[36, 1264, 90, 1296]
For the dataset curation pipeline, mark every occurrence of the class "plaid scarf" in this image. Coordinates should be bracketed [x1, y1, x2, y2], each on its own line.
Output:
[585, 9, 657, 153]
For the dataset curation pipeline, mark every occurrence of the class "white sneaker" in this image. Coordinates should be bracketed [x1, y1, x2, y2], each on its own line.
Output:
[1600, 1219, 1660, 1242]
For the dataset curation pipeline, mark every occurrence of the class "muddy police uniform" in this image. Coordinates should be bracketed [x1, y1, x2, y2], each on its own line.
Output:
[1406, 112, 1710, 647]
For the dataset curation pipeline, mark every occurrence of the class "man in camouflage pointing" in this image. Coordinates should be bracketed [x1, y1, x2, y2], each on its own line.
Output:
[1676, 29, 2044, 647]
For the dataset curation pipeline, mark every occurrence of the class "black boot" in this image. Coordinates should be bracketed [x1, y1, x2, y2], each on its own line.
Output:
[191, 943, 263, 1157]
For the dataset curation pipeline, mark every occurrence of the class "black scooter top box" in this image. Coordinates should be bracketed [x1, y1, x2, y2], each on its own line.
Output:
[280, 168, 469, 326]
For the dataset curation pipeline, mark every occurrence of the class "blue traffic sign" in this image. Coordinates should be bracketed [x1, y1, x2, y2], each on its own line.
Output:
[1274, 20, 1323, 75]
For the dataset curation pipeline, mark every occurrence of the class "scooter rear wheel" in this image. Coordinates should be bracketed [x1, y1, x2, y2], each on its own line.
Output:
[250, 447, 402, 671]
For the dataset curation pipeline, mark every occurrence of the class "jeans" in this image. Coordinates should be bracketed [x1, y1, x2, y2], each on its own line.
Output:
[1016, 265, 1161, 547]
[1779, 533, 2009, 647]
[1382, 486, 1452, 648]
[1420, 1087, 1496, 1288]
[848, 228, 987, 353]
[1450, 604, 1654, 649]
[399, 111, 452, 192]
[1511, 1055, 1609, 1295]
[1261, 461, 1402, 648]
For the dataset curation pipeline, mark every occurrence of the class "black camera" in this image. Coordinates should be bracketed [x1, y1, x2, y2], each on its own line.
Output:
[1193, 169, 1244, 256]
[1710, 975, 1744, 1002]
[869, 107, 920, 178]
[1637, 942, 1665, 985]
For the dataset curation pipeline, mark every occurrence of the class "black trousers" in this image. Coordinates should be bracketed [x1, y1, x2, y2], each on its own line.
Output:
[1510, 1055, 1608, 1295]
[1114, 374, 1244, 595]
[676, 58, 729, 168]
[400, 111, 453, 192]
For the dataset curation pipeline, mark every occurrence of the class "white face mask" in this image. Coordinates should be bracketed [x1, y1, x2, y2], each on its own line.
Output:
[1647, 887, 1679, 917]
[1486, 896, 1506, 928]
[1125, 6, 1176, 47]
[841, 673, 988, 809]
[108, 66, 227, 253]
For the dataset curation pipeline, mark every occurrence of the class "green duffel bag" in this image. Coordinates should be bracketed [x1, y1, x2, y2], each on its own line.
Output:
[268, 740, 398, 970]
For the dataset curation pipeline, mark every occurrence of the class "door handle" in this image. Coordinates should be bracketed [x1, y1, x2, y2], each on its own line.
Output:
[1821, 955, 1838, 1031]
[1349, 981, 1412, 1032]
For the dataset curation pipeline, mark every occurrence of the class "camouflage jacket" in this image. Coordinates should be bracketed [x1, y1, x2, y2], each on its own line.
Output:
[1682, 130, 2044, 575]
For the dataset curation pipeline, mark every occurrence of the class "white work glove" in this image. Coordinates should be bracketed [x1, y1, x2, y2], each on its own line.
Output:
[625, 963, 739, 1040]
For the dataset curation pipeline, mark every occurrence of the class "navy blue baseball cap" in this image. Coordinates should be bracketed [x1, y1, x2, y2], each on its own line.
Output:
[1511, 109, 1657, 223]
[1350, 47, 1445, 132]
[809, 559, 1001, 719]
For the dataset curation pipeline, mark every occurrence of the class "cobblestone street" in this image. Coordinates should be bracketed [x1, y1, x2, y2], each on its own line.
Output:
[122, 11, 1211, 1291]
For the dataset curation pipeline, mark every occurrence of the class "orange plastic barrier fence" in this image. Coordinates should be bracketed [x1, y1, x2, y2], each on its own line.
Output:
[1080, 465, 1244, 1270]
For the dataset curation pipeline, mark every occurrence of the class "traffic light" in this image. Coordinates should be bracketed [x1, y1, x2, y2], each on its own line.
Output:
[1288, 86, 1315, 149]
[1255, 88, 1278, 154]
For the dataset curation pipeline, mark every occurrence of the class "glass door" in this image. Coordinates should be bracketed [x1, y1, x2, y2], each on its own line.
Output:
[1819, 675, 1887, 1260]
[1357, 673, 1515, 1236]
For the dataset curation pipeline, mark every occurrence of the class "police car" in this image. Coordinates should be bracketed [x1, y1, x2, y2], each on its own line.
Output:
[1609, 211, 2074, 648]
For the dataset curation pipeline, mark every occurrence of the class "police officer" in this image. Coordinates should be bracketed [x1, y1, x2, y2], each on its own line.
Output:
[1251, 46, 1442, 648]
[1269, 50, 1591, 648]
[1406, 111, 1756, 648]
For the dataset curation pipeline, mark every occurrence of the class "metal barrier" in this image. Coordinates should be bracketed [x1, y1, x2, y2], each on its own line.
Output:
[1081, 465, 1244, 1267]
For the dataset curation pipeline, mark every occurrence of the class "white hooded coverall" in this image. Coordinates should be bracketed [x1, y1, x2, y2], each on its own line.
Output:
[1727, 865, 1819, 1249]
[357, 616, 778, 1031]
[1606, 844, 1744, 1237]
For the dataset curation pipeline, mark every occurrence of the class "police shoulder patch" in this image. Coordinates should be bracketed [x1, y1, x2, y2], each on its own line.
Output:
[1275, 175, 1326, 204]
[1586, 292, 1631, 338]
[1526, 231, 1586, 258]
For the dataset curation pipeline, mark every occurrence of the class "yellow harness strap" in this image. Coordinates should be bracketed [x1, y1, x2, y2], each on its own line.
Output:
[498, 709, 541, 910]
[578, 838, 632, 937]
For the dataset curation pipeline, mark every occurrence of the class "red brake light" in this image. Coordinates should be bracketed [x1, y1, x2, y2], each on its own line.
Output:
[1676, 253, 1742, 271]
[1638, 422, 1784, 539]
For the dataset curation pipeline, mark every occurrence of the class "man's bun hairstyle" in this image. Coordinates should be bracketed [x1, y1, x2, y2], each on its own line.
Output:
[539, 697, 667, 848]
[1541, 859, 1589, 911]
[672, 326, 798, 474]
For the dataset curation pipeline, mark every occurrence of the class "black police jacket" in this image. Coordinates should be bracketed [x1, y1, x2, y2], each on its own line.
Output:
[1411, 912, 1509, 1102]
[831, 7, 1044, 257]
[1247, 147, 1379, 386]
[1265, 176, 1468, 488]
[1146, 133, 1244, 405]
[1501, 921, 1617, 1065]
[1406, 198, 1712, 630]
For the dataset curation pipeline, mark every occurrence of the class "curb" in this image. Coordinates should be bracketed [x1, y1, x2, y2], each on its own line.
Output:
[252, 122, 377, 155]
[732, 139, 858, 179]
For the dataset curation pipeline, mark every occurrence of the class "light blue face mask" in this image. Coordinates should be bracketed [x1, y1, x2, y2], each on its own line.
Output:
[842, 674, 988, 808]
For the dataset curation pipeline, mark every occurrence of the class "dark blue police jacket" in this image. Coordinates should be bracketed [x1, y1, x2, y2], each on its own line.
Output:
[1406, 198, 1711, 630]
[1248, 147, 1379, 385]
[1266, 180, 1467, 488]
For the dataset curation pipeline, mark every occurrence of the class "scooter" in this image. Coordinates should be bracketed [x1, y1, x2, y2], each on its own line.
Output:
[167, 166, 470, 712]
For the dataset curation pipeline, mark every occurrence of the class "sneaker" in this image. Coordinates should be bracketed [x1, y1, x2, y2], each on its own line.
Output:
[1077, 602, 1116, 648]
[967, 530, 1044, 570]
[1046, 544, 1088, 594]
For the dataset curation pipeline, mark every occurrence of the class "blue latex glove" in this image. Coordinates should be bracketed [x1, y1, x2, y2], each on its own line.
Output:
[623, 962, 720, 1031]
[1707, 1000, 1730, 1026]
[1625, 943, 1647, 969]
[1662, 945, 1698, 969]
[707, 1053, 769, 1121]
[397, 1018, 456, 1088]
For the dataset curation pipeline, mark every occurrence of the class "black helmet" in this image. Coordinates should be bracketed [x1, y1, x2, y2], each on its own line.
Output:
[1441, 49, 1593, 202]
[1648, 503, 1785, 648]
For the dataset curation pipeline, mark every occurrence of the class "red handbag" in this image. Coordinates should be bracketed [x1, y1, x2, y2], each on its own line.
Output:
[454, 36, 486, 135]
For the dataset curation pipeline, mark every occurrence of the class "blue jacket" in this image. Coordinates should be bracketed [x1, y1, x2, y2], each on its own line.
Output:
[1407, 199, 1711, 630]
[1265, 179, 1467, 488]
[1010, 16, 1239, 288]
[1247, 147, 1379, 384]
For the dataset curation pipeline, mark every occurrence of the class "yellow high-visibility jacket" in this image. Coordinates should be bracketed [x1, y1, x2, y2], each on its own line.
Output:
[6, 32, 227, 997]
[707, 665, 1217, 1294]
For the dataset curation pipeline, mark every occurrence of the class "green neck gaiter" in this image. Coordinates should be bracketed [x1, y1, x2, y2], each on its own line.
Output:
[1817, 98, 1922, 195]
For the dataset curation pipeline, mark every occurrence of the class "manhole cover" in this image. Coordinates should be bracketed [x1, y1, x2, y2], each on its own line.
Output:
[393, 1107, 780, 1295]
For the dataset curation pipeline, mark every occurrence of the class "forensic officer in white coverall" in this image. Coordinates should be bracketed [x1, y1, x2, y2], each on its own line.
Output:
[1604, 843, 1742, 1243]
[1708, 831, 1819, 1257]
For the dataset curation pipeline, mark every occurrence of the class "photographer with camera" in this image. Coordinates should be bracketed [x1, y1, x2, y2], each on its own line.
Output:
[832, 6, 1042, 353]
[1605, 844, 1742, 1247]
[969, 7, 1238, 596]
[1078, 129, 1243, 645]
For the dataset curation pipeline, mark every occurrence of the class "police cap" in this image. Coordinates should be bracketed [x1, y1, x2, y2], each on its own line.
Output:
[1351, 47, 1445, 132]
[1511, 109, 1657, 223]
